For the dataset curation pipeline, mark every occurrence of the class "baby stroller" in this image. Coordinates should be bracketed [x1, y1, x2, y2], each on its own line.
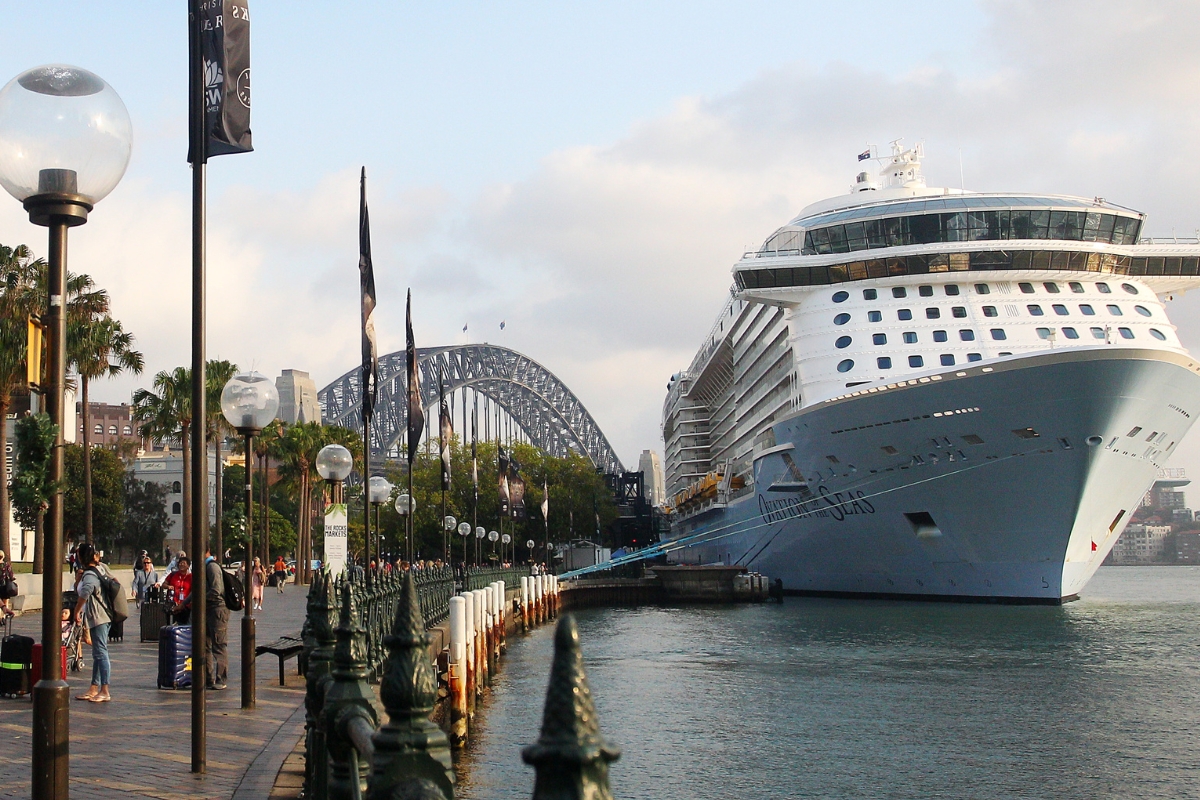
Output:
[62, 618, 85, 673]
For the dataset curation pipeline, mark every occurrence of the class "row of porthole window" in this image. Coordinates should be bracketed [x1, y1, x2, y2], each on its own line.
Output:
[831, 280, 1138, 304]
[839, 325, 1165, 347]
[837, 354, 982, 372]
[833, 302, 1149, 326]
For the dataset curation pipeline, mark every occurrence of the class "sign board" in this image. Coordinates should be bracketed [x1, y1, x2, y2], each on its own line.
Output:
[324, 503, 348, 574]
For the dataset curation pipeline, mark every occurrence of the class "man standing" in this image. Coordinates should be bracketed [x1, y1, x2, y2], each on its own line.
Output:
[204, 548, 229, 690]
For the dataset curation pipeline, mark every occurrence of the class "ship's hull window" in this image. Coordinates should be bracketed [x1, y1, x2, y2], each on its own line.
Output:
[1134, 305, 1151, 317]
[940, 354, 955, 366]
[983, 306, 998, 317]
[967, 353, 982, 362]
[898, 309, 913, 320]
[960, 330, 976, 341]
[1118, 327, 1135, 339]
[1052, 304, 1068, 315]
[877, 357, 892, 369]
[834, 313, 851, 325]
[873, 333, 887, 345]
[903, 332, 918, 344]
[933, 330, 948, 342]
[1028, 305, 1044, 316]
[868, 311, 882, 322]
[909, 355, 924, 367]
[1090, 327, 1106, 339]
[837, 359, 855, 373]
[1080, 304, 1095, 315]
[990, 329, 1007, 340]
[1150, 328, 1167, 340]
[1107, 304, 1122, 316]
[1063, 327, 1080, 339]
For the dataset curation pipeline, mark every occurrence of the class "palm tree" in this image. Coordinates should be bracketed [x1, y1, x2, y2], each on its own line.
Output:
[70, 315, 144, 543]
[0, 244, 43, 550]
[205, 359, 238, 561]
[132, 367, 192, 551]
[274, 421, 325, 584]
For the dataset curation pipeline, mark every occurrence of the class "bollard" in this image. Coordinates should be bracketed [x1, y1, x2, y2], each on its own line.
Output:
[304, 571, 339, 800]
[535, 575, 544, 625]
[522, 615, 620, 800]
[448, 596, 468, 748]
[497, 580, 506, 655]
[488, 583, 500, 669]
[521, 577, 531, 632]
[325, 578, 380, 800]
[462, 591, 476, 720]
[366, 572, 455, 800]
[473, 589, 488, 692]
[552, 576, 559, 617]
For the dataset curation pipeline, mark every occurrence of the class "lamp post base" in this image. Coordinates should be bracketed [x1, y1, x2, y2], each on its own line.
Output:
[241, 614, 256, 709]
[31, 679, 70, 800]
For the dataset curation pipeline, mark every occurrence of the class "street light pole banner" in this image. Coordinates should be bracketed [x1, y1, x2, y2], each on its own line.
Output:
[324, 502, 348, 574]
[190, 0, 253, 161]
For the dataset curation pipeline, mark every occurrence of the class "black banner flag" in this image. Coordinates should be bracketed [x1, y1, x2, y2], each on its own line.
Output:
[406, 291, 424, 464]
[439, 379, 452, 491]
[498, 444, 510, 516]
[189, 0, 253, 162]
[360, 168, 378, 417]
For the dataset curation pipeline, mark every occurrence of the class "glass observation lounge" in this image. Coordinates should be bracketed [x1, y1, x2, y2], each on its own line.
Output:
[736, 250, 1200, 290]
[757, 196, 1144, 256]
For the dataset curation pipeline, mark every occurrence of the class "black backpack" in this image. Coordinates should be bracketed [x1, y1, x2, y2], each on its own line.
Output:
[221, 569, 245, 611]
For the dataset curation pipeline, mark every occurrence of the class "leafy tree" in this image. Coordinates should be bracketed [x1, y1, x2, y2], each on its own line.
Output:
[122, 472, 171, 559]
[0, 244, 43, 543]
[222, 503, 295, 559]
[11, 413, 57, 573]
[63, 444, 124, 553]
[69, 314, 143, 543]
[205, 359, 237, 559]
[132, 367, 193, 546]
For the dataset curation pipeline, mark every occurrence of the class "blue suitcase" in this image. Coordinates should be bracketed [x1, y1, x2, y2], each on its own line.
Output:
[156, 624, 192, 689]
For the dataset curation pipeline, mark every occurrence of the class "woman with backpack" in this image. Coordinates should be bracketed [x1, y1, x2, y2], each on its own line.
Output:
[74, 543, 117, 702]
[0, 550, 16, 618]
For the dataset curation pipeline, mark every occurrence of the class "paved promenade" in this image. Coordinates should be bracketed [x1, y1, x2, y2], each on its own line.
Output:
[0, 585, 309, 800]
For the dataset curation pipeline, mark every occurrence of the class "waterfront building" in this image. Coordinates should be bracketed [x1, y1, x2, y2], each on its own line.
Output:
[131, 448, 218, 558]
[276, 369, 322, 425]
[1175, 531, 1200, 564]
[638, 449, 667, 507]
[1109, 524, 1173, 564]
[76, 401, 148, 451]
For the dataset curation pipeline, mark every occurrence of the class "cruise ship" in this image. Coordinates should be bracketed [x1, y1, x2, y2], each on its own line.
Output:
[660, 142, 1200, 603]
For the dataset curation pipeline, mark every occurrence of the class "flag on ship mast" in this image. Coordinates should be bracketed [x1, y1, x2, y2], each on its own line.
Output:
[857, 148, 871, 161]
[405, 290, 423, 464]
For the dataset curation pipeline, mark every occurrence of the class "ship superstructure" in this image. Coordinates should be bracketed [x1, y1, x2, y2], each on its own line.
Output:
[662, 142, 1200, 602]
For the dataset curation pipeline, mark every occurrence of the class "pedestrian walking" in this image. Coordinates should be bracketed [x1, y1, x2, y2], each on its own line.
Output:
[131, 556, 159, 607]
[73, 544, 113, 703]
[251, 557, 265, 610]
[204, 548, 229, 690]
[273, 556, 287, 593]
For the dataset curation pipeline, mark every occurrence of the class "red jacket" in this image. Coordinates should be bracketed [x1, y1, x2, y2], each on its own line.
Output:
[165, 570, 192, 604]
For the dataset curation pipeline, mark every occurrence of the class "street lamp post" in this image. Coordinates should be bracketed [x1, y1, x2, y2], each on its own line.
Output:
[526, 539, 535, 565]
[457, 522, 471, 566]
[220, 371, 279, 711]
[488, 530, 499, 561]
[443, 515, 456, 567]
[316, 445, 353, 572]
[474, 526, 485, 566]
[0, 64, 131, 800]
[501, 533, 511, 565]
[394, 493, 414, 563]
[367, 476, 392, 568]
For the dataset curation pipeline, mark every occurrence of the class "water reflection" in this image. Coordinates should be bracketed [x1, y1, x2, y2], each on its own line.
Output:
[456, 568, 1200, 800]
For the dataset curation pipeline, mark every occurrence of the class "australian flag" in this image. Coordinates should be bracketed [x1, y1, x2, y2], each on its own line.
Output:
[858, 149, 871, 162]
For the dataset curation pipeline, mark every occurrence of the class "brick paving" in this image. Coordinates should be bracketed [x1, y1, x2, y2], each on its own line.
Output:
[0, 584, 310, 800]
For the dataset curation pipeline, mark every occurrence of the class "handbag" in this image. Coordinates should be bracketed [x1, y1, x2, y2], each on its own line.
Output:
[1, 580, 17, 600]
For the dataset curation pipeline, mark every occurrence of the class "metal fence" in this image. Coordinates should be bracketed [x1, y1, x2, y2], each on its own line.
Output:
[463, 564, 531, 592]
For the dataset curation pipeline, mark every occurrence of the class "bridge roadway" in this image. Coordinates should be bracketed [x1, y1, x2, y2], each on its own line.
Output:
[0, 590, 309, 800]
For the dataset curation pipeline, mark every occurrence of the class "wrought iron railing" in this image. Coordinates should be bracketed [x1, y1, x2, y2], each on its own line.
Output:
[463, 564, 530, 592]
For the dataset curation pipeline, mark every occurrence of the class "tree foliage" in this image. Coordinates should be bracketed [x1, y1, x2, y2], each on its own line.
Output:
[11, 413, 58, 530]
[63, 444, 124, 549]
[122, 472, 171, 558]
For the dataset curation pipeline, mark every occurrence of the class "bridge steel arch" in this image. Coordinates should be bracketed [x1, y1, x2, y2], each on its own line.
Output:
[317, 344, 624, 473]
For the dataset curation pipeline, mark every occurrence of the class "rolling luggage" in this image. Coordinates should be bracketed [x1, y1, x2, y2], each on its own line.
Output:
[157, 624, 192, 690]
[140, 603, 172, 642]
[30, 643, 67, 687]
[108, 618, 124, 642]
[0, 634, 34, 697]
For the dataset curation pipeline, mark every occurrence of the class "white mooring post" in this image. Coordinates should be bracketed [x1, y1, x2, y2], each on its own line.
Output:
[462, 591, 476, 716]
[521, 576, 531, 631]
[472, 589, 488, 691]
[488, 582, 500, 668]
[536, 574, 545, 624]
[448, 595, 468, 747]
[497, 580, 506, 654]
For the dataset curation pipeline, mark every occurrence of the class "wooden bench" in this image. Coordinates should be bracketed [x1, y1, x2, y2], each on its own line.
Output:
[255, 634, 304, 686]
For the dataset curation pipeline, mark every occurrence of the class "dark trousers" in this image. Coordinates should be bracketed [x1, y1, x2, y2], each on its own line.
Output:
[206, 603, 230, 686]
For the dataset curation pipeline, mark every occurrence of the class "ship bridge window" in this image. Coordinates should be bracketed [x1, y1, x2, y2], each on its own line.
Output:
[1150, 328, 1167, 340]
[1019, 282, 1035, 294]
[983, 306, 998, 317]
[990, 329, 1007, 340]
[1135, 305, 1152, 317]
[1097, 282, 1112, 293]
[1052, 304, 1068, 316]
[1036, 327, 1053, 339]
[1121, 283, 1139, 295]
[873, 333, 888, 345]
[909, 355, 924, 367]
[868, 310, 883, 322]
[1063, 327, 1080, 339]
[903, 332, 918, 344]
[1119, 327, 1135, 339]
[1027, 305, 1045, 316]
[836, 336, 852, 348]
[940, 354, 955, 366]
[974, 283, 990, 295]
[951, 306, 967, 318]
[832, 291, 849, 303]
[863, 288, 878, 300]
[960, 329, 976, 341]
[898, 309, 913, 320]
[1107, 304, 1123, 316]
[877, 357, 892, 369]
[1069, 282, 1084, 293]
[1080, 304, 1095, 315]
[1091, 327, 1106, 339]
[1044, 282, 1061, 293]
[967, 353, 983, 362]
[834, 313, 852, 325]
[933, 330, 948, 342]
[893, 287, 907, 298]
[926, 308, 941, 319]
[837, 359, 855, 373]
[945, 285, 961, 296]
[919, 285, 934, 297]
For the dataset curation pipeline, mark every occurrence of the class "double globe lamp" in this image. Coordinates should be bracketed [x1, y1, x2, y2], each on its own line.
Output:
[220, 371, 280, 711]
[0, 64, 132, 800]
[367, 475, 392, 567]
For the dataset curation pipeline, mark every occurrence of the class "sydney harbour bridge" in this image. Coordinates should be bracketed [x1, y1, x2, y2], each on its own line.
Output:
[317, 344, 624, 474]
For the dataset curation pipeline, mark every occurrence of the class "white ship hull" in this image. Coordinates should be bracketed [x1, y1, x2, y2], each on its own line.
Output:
[666, 348, 1200, 602]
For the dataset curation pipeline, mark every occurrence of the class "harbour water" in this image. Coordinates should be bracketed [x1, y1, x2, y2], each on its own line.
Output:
[455, 566, 1200, 800]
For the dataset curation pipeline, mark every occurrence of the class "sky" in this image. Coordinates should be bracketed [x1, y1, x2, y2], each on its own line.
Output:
[4, 1, 1200, 482]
